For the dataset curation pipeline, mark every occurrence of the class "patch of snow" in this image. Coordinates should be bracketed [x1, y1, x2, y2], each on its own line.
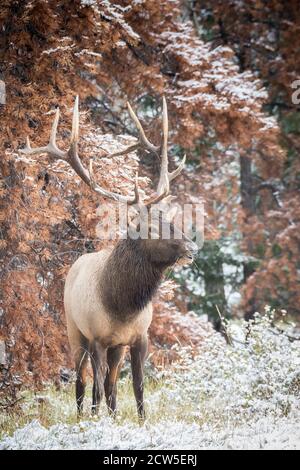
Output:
[75, 49, 102, 58]
[1, 314, 299, 450]
[81, 0, 96, 5]
[42, 44, 75, 55]
[98, 0, 140, 42]
[1, 414, 300, 450]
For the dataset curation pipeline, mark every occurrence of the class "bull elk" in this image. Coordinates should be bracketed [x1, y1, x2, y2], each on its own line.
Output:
[21, 96, 198, 420]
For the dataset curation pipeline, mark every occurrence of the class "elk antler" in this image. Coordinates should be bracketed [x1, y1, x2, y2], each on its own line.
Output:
[21, 96, 139, 204]
[108, 96, 186, 206]
[20, 96, 185, 207]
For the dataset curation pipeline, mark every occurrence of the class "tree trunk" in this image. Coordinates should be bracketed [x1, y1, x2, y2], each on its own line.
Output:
[240, 154, 258, 318]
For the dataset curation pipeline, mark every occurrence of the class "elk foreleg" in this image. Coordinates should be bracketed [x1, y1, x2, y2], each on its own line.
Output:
[67, 321, 89, 417]
[104, 345, 125, 416]
[130, 335, 148, 421]
[90, 340, 107, 415]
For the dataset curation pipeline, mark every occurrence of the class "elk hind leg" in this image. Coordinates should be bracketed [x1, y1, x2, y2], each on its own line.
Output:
[90, 340, 107, 415]
[130, 336, 148, 421]
[72, 333, 89, 416]
[104, 345, 125, 416]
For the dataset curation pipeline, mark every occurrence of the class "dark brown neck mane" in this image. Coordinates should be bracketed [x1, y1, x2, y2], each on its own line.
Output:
[100, 239, 164, 321]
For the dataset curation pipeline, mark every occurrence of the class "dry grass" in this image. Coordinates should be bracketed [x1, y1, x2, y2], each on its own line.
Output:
[0, 375, 172, 440]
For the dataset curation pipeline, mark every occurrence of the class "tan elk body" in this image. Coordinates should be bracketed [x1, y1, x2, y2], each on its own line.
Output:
[64, 249, 153, 348]
[22, 96, 197, 419]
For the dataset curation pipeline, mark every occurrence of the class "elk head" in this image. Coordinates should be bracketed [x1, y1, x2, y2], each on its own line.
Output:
[21, 95, 198, 267]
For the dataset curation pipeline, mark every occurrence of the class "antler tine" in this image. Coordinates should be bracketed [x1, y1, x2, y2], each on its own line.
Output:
[107, 101, 159, 158]
[88, 159, 140, 204]
[20, 107, 65, 159]
[108, 143, 140, 158]
[65, 96, 92, 187]
[169, 154, 186, 182]
[49, 107, 60, 148]
[126, 102, 159, 153]
[133, 171, 141, 206]
[147, 97, 186, 207]
[66, 97, 140, 205]
[157, 95, 170, 197]
[71, 95, 79, 143]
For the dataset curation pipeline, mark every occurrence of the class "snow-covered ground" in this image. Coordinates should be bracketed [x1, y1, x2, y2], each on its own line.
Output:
[1, 311, 300, 450]
[1, 413, 300, 450]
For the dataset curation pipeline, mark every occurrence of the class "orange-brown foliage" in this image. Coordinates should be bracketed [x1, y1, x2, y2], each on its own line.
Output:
[0, 0, 289, 394]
